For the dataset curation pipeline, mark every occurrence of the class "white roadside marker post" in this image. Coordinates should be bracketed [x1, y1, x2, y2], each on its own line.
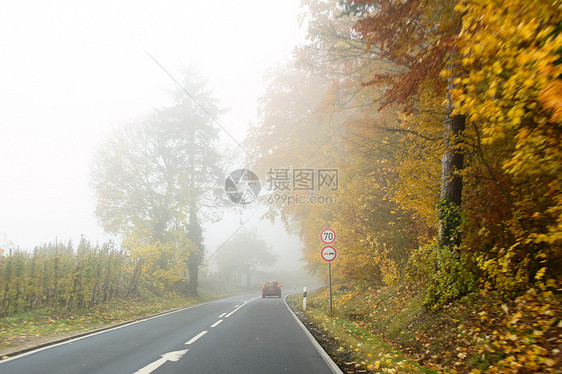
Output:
[303, 286, 307, 310]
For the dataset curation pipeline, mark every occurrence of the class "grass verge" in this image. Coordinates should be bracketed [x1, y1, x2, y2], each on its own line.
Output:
[291, 281, 562, 373]
[287, 293, 439, 373]
[0, 294, 195, 357]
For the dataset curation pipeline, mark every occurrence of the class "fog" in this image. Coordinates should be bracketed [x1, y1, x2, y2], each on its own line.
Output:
[0, 1, 307, 271]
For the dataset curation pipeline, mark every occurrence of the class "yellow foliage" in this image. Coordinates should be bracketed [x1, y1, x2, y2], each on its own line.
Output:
[540, 79, 562, 122]
[446, 0, 562, 291]
[467, 282, 562, 373]
[123, 228, 194, 291]
[391, 89, 444, 231]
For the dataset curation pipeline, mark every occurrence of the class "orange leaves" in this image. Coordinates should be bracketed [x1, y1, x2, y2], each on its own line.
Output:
[540, 79, 562, 123]
[349, 0, 459, 109]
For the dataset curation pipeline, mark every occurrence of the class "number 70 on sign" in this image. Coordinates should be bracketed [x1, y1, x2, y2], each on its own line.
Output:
[320, 228, 336, 244]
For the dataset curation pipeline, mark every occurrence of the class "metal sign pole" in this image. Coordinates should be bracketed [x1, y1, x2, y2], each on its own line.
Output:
[329, 262, 332, 317]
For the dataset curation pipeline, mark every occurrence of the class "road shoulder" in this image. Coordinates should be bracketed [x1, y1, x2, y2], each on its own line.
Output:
[285, 295, 349, 374]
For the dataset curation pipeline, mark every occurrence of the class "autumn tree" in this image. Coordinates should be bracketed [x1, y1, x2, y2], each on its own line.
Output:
[248, 1, 423, 286]
[343, 0, 466, 248]
[342, 0, 562, 297]
[92, 70, 224, 296]
[246, 59, 347, 277]
[444, 0, 562, 291]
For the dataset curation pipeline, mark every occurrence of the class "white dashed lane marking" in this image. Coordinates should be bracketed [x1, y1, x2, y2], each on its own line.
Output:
[224, 298, 256, 318]
[184, 299, 257, 347]
[211, 320, 223, 328]
[185, 331, 207, 345]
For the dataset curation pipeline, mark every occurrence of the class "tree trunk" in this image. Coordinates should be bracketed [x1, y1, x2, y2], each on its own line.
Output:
[186, 256, 200, 297]
[127, 259, 143, 297]
[438, 86, 465, 248]
[186, 209, 203, 297]
[245, 270, 252, 289]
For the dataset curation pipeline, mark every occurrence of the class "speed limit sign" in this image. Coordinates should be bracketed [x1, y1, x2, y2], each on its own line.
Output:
[320, 228, 336, 244]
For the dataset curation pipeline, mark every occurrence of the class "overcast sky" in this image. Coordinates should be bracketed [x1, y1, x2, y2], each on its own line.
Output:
[0, 0, 306, 270]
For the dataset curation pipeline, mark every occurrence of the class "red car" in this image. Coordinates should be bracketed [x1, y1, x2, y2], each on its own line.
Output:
[262, 281, 281, 298]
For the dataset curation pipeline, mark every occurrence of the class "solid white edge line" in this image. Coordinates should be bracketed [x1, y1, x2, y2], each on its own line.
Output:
[185, 330, 207, 345]
[283, 294, 344, 374]
[210, 320, 223, 328]
[0, 299, 217, 365]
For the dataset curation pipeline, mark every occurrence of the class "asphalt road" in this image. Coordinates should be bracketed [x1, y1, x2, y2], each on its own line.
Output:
[0, 293, 341, 374]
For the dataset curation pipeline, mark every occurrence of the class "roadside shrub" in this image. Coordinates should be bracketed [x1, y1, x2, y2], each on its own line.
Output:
[424, 245, 479, 308]
[405, 241, 438, 287]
